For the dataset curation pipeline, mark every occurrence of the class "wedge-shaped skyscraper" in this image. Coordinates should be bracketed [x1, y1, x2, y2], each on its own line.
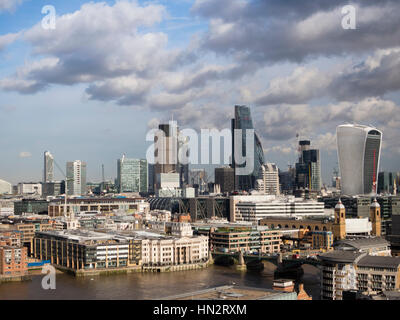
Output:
[337, 124, 382, 195]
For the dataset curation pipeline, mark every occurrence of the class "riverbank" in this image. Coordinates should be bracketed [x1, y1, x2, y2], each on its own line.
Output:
[52, 260, 211, 277]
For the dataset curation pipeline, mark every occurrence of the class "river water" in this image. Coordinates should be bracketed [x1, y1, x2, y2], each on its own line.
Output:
[0, 264, 321, 300]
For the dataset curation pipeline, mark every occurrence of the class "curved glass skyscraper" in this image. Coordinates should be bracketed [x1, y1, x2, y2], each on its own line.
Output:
[231, 105, 265, 191]
[337, 124, 382, 195]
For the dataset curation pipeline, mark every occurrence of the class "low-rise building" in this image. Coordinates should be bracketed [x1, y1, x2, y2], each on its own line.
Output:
[48, 197, 150, 217]
[33, 229, 209, 270]
[0, 245, 27, 276]
[312, 231, 334, 250]
[210, 227, 281, 254]
[319, 251, 400, 300]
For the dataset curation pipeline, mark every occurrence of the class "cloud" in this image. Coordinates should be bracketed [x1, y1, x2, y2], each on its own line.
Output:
[193, 0, 400, 65]
[0, 0, 25, 13]
[19, 151, 32, 158]
[1, 1, 171, 94]
[250, 48, 400, 106]
[256, 98, 400, 154]
[0, 32, 19, 51]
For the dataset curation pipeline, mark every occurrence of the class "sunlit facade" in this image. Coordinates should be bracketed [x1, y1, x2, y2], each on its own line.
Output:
[337, 124, 382, 196]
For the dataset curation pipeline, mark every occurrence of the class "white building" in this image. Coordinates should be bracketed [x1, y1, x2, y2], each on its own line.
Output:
[231, 195, 326, 222]
[0, 179, 12, 195]
[139, 233, 209, 266]
[255, 163, 280, 195]
[66, 160, 87, 196]
[337, 124, 382, 196]
[345, 218, 372, 237]
[17, 182, 42, 196]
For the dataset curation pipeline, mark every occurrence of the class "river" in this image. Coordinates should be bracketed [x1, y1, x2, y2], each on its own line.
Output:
[0, 264, 321, 300]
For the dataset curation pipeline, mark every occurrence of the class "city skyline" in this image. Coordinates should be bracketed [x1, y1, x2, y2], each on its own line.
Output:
[1, 0, 400, 185]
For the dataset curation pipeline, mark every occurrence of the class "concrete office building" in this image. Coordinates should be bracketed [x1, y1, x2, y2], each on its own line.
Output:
[66, 160, 87, 196]
[17, 182, 42, 196]
[256, 163, 280, 195]
[117, 156, 148, 193]
[43, 151, 54, 183]
[337, 124, 382, 196]
[152, 121, 189, 191]
[210, 227, 281, 254]
[231, 195, 326, 222]
[48, 197, 149, 217]
[42, 181, 65, 198]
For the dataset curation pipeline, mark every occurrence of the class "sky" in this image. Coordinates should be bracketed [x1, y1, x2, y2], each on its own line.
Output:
[0, 0, 400, 185]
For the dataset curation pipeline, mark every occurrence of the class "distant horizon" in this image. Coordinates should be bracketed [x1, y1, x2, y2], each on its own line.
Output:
[1, 0, 400, 185]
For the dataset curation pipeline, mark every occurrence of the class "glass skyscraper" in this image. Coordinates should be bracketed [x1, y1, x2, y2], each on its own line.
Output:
[231, 105, 265, 191]
[117, 156, 148, 193]
[337, 124, 382, 195]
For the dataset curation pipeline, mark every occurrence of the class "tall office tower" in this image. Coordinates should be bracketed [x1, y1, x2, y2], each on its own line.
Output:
[117, 156, 148, 193]
[256, 163, 280, 195]
[43, 151, 54, 183]
[295, 141, 321, 191]
[231, 105, 265, 191]
[215, 167, 235, 194]
[66, 160, 87, 196]
[153, 122, 178, 191]
[337, 124, 382, 196]
[153, 121, 189, 191]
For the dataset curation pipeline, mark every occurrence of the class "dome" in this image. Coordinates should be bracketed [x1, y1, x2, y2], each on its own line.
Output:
[371, 198, 380, 208]
[335, 199, 345, 210]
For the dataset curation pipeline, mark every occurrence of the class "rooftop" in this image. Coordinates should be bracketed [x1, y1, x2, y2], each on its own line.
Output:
[319, 250, 365, 263]
[357, 255, 400, 269]
[335, 237, 389, 250]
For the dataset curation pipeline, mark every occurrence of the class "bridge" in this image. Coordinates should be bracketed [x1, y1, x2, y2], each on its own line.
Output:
[211, 251, 321, 273]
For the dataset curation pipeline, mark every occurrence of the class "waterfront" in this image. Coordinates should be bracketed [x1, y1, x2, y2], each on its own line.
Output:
[0, 264, 320, 300]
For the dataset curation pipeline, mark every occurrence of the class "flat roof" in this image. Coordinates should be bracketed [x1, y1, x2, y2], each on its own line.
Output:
[357, 256, 400, 269]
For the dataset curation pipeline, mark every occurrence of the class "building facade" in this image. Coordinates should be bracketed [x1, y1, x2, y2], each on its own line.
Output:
[210, 227, 281, 254]
[43, 151, 54, 183]
[337, 124, 382, 195]
[231, 105, 264, 191]
[117, 156, 148, 193]
[66, 160, 87, 196]
[215, 167, 235, 194]
[48, 197, 150, 217]
[256, 163, 280, 195]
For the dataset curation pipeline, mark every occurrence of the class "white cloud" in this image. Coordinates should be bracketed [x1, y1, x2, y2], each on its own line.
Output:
[0, 0, 24, 13]
[19, 151, 32, 158]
